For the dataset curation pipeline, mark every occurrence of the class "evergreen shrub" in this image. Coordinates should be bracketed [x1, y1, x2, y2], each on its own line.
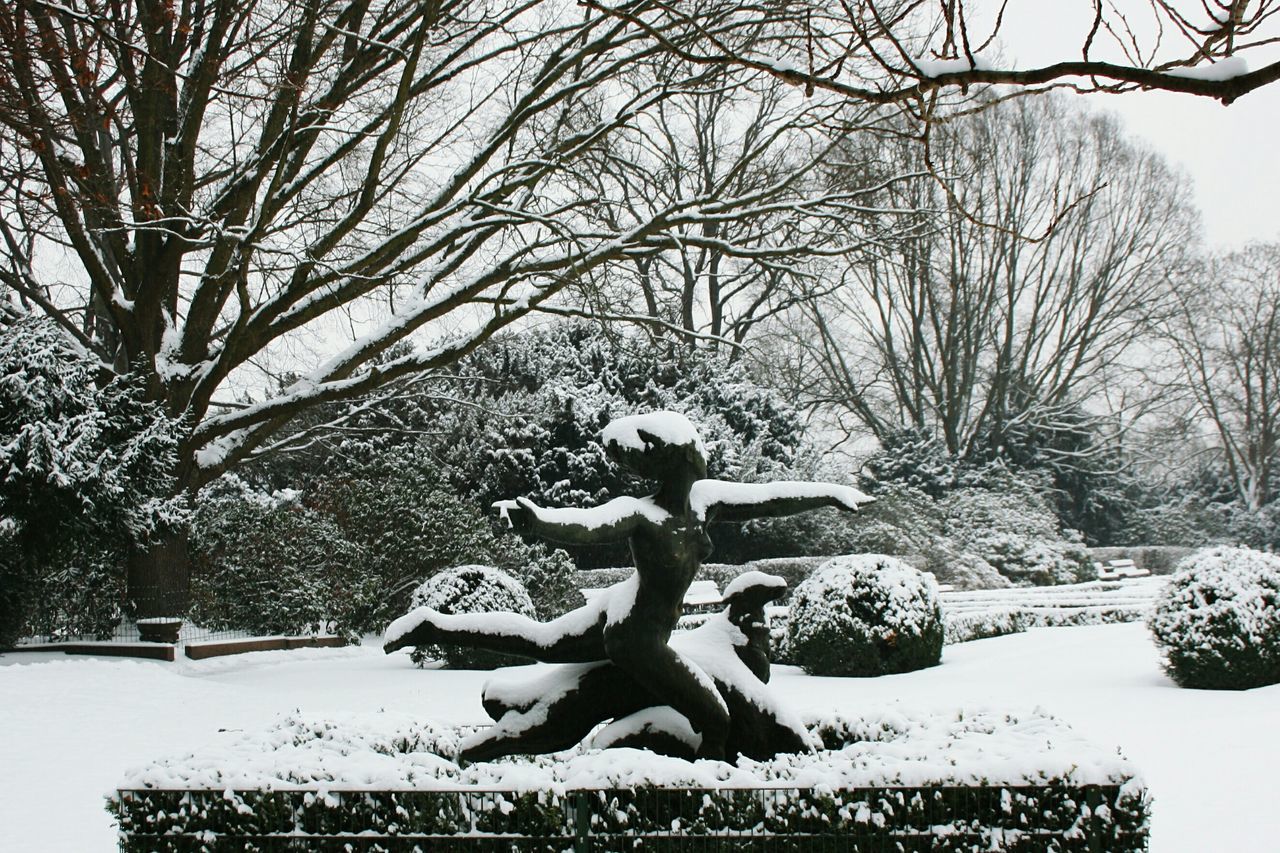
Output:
[940, 486, 1094, 586]
[408, 565, 536, 669]
[786, 555, 944, 676]
[0, 317, 183, 645]
[1148, 546, 1280, 690]
[188, 497, 372, 640]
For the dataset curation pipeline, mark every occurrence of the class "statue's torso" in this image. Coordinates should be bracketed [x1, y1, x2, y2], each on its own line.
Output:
[624, 512, 713, 632]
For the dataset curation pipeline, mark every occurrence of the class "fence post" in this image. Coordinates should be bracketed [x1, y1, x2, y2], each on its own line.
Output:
[1086, 787, 1105, 853]
[573, 791, 590, 853]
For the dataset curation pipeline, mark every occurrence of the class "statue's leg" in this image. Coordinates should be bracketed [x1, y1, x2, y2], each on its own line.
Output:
[462, 664, 644, 763]
[603, 626, 731, 760]
[384, 605, 608, 663]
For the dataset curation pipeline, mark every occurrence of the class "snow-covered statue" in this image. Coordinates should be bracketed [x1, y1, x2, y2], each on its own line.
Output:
[384, 412, 870, 762]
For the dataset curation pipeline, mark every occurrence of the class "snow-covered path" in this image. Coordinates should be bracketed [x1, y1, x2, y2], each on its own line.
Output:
[1, 622, 1276, 851]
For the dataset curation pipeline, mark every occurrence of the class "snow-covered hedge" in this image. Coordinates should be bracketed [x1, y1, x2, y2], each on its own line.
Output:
[407, 565, 535, 670]
[785, 555, 943, 676]
[1148, 546, 1280, 690]
[941, 577, 1159, 642]
[944, 609, 1028, 644]
[109, 708, 1149, 851]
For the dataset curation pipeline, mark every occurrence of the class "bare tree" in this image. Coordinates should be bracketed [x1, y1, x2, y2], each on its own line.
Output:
[593, 1, 1280, 107]
[1163, 244, 1280, 510]
[784, 95, 1198, 461]
[0, 0, 856, 614]
[553, 56, 906, 356]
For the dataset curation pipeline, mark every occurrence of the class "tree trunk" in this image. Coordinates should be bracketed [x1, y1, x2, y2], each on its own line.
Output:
[126, 530, 191, 621]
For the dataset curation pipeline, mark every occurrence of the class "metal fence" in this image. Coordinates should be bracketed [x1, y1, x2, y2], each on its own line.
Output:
[14, 578, 297, 649]
[114, 784, 1143, 852]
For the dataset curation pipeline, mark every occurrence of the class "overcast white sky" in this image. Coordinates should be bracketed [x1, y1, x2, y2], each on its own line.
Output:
[991, 1, 1280, 250]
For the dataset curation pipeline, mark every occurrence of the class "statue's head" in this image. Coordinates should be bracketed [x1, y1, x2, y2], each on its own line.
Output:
[602, 411, 708, 481]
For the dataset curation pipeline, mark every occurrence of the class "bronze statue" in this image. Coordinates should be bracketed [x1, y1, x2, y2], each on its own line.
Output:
[385, 412, 868, 762]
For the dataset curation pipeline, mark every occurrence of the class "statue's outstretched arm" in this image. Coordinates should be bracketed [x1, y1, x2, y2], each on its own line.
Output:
[690, 479, 872, 523]
[494, 495, 655, 545]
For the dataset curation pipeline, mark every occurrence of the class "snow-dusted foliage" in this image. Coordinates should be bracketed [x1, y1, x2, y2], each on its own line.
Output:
[115, 705, 1141, 792]
[188, 497, 372, 640]
[192, 443, 579, 637]
[862, 428, 965, 498]
[304, 445, 577, 622]
[786, 555, 943, 676]
[944, 609, 1027, 644]
[0, 317, 183, 644]
[938, 550, 1012, 590]
[746, 476, 1089, 589]
[430, 323, 807, 564]
[1148, 547, 1280, 690]
[408, 566, 536, 670]
[940, 486, 1093, 586]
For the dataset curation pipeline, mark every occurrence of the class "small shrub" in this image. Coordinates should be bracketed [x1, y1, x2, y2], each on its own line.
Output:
[408, 565, 535, 670]
[1148, 546, 1280, 690]
[786, 555, 943, 676]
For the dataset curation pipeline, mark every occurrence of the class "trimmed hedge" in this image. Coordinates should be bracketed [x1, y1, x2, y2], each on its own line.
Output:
[1148, 546, 1280, 690]
[944, 609, 1027, 644]
[111, 782, 1148, 852]
[107, 706, 1149, 851]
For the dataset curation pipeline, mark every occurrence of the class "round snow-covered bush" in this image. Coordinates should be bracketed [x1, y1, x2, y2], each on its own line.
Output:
[408, 565, 535, 670]
[786, 555, 944, 676]
[1148, 546, 1280, 690]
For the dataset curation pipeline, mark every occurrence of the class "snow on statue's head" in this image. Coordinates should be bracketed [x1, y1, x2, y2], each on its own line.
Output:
[601, 411, 708, 481]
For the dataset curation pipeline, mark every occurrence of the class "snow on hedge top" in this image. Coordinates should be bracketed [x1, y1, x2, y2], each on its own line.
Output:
[114, 704, 1140, 792]
[791, 555, 942, 642]
[1149, 546, 1280, 651]
[689, 480, 871, 521]
[601, 411, 706, 457]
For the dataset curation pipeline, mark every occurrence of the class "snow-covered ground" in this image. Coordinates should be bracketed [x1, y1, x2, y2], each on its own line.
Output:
[2, 622, 1276, 851]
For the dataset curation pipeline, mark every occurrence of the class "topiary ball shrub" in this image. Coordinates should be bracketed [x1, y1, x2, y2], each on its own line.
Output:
[1148, 546, 1280, 690]
[786, 554, 944, 677]
[408, 565, 535, 670]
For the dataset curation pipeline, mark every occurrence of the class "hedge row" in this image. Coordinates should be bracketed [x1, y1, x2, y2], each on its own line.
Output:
[769, 602, 1147, 658]
[577, 557, 829, 604]
[112, 781, 1147, 852]
[109, 705, 1148, 852]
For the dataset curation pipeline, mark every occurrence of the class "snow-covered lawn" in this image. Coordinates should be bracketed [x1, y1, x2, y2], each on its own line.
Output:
[2, 621, 1276, 851]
